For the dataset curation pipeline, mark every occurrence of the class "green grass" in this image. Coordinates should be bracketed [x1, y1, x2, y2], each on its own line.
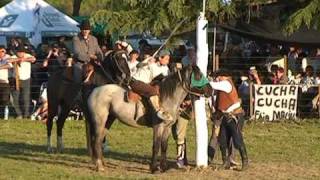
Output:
[0, 119, 320, 179]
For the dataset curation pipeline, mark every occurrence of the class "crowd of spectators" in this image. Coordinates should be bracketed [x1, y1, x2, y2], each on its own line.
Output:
[220, 40, 320, 118]
[1, 34, 320, 120]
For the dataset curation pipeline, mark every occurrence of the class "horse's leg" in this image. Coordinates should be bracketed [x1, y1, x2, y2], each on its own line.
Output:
[46, 102, 57, 153]
[91, 107, 109, 171]
[81, 101, 93, 156]
[93, 121, 107, 171]
[160, 123, 173, 172]
[56, 104, 71, 153]
[150, 123, 163, 173]
[102, 114, 116, 155]
[46, 114, 54, 153]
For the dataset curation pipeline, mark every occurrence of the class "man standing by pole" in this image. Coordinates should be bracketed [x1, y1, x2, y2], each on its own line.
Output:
[195, 0, 209, 167]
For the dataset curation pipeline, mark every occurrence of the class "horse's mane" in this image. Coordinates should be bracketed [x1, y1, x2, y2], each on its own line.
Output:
[159, 71, 182, 100]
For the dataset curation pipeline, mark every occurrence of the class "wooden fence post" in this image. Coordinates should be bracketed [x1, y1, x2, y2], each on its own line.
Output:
[215, 54, 219, 71]
[284, 55, 288, 77]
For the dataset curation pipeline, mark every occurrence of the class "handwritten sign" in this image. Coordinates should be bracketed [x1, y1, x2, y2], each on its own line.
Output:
[254, 85, 298, 121]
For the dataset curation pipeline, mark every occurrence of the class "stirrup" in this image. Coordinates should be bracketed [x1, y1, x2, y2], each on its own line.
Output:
[157, 110, 173, 121]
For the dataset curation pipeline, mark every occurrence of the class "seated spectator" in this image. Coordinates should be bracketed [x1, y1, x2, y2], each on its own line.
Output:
[31, 83, 48, 123]
[276, 67, 288, 85]
[248, 66, 261, 85]
[315, 72, 320, 85]
[300, 65, 316, 93]
[265, 64, 278, 84]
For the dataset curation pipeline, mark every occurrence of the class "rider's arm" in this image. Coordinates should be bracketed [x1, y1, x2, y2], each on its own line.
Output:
[209, 80, 232, 93]
[92, 36, 103, 62]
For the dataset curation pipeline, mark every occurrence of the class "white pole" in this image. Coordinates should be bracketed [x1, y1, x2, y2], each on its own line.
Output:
[195, 9, 208, 167]
[213, 24, 216, 71]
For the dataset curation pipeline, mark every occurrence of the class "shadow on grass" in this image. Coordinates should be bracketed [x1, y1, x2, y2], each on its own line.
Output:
[0, 141, 179, 173]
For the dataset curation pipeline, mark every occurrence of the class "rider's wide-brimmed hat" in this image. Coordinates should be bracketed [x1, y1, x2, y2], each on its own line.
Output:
[211, 69, 232, 78]
[78, 20, 91, 30]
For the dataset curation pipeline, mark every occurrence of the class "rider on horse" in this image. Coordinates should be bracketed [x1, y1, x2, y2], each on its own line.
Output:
[129, 49, 173, 121]
[72, 20, 103, 84]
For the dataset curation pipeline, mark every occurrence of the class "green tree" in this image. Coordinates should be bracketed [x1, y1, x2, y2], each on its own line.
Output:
[0, 0, 11, 8]
[284, 0, 320, 34]
[90, 0, 243, 36]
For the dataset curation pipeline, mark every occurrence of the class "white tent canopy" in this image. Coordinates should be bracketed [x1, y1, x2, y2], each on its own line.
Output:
[0, 0, 79, 47]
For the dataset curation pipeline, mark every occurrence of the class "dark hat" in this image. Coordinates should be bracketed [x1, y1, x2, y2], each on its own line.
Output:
[129, 50, 139, 55]
[16, 45, 26, 52]
[79, 20, 91, 30]
[51, 43, 59, 48]
[211, 69, 232, 78]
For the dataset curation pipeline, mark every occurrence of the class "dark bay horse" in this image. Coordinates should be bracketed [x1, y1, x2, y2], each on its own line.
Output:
[46, 50, 131, 153]
[87, 65, 203, 172]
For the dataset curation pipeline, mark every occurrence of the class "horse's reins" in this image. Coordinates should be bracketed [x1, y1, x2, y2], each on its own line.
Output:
[97, 50, 129, 86]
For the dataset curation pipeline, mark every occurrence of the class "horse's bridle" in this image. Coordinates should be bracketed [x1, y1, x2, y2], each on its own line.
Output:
[98, 50, 131, 86]
[177, 68, 204, 97]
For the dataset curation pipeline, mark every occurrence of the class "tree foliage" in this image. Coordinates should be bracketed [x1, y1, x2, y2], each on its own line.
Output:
[90, 0, 244, 36]
[284, 0, 320, 34]
[3, 0, 319, 36]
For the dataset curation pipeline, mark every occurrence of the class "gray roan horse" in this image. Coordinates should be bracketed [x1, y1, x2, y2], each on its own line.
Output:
[87, 65, 203, 173]
[46, 50, 131, 153]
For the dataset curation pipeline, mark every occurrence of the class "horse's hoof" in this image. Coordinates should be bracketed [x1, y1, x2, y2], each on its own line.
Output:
[96, 166, 105, 172]
[47, 147, 53, 154]
[57, 146, 64, 154]
[96, 160, 105, 172]
[160, 162, 168, 172]
[150, 164, 160, 174]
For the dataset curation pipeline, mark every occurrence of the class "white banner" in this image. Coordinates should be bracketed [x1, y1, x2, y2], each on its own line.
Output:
[254, 85, 298, 121]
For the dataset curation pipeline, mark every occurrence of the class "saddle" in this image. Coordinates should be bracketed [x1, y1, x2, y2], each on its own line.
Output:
[125, 90, 142, 103]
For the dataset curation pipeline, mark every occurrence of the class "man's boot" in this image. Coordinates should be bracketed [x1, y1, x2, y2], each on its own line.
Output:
[149, 95, 173, 121]
[176, 143, 186, 168]
[239, 145, 249, 171]
[208, 145, 215, 164]
[221, 148, 230, 169]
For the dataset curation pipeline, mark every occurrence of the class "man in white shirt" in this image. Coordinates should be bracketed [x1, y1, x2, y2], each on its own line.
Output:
[0, 46, 12, 118]
[10, 46, 36, 118]
[130, 49, 172, 121]
[208, 69, 248, 170]
[128, 50, 140, 75]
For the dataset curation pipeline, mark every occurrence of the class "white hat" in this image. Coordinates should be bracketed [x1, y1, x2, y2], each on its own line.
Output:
[115, 40, 122, 44]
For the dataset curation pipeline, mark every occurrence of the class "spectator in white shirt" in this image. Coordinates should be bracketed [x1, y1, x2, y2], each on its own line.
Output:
[10, 46, 36, 119]
[128, 50, 140, 75]
[0, 46, 12, 118]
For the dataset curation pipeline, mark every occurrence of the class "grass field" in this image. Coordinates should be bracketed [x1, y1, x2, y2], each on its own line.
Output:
[0, 119, 320, 180]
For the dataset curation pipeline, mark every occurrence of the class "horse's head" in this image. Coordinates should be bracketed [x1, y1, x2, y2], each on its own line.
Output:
[102, 50, 131, 85]
[177, 64, 212, 97]
[160, 65, 202, 99]
[178, 65, 202, 89]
